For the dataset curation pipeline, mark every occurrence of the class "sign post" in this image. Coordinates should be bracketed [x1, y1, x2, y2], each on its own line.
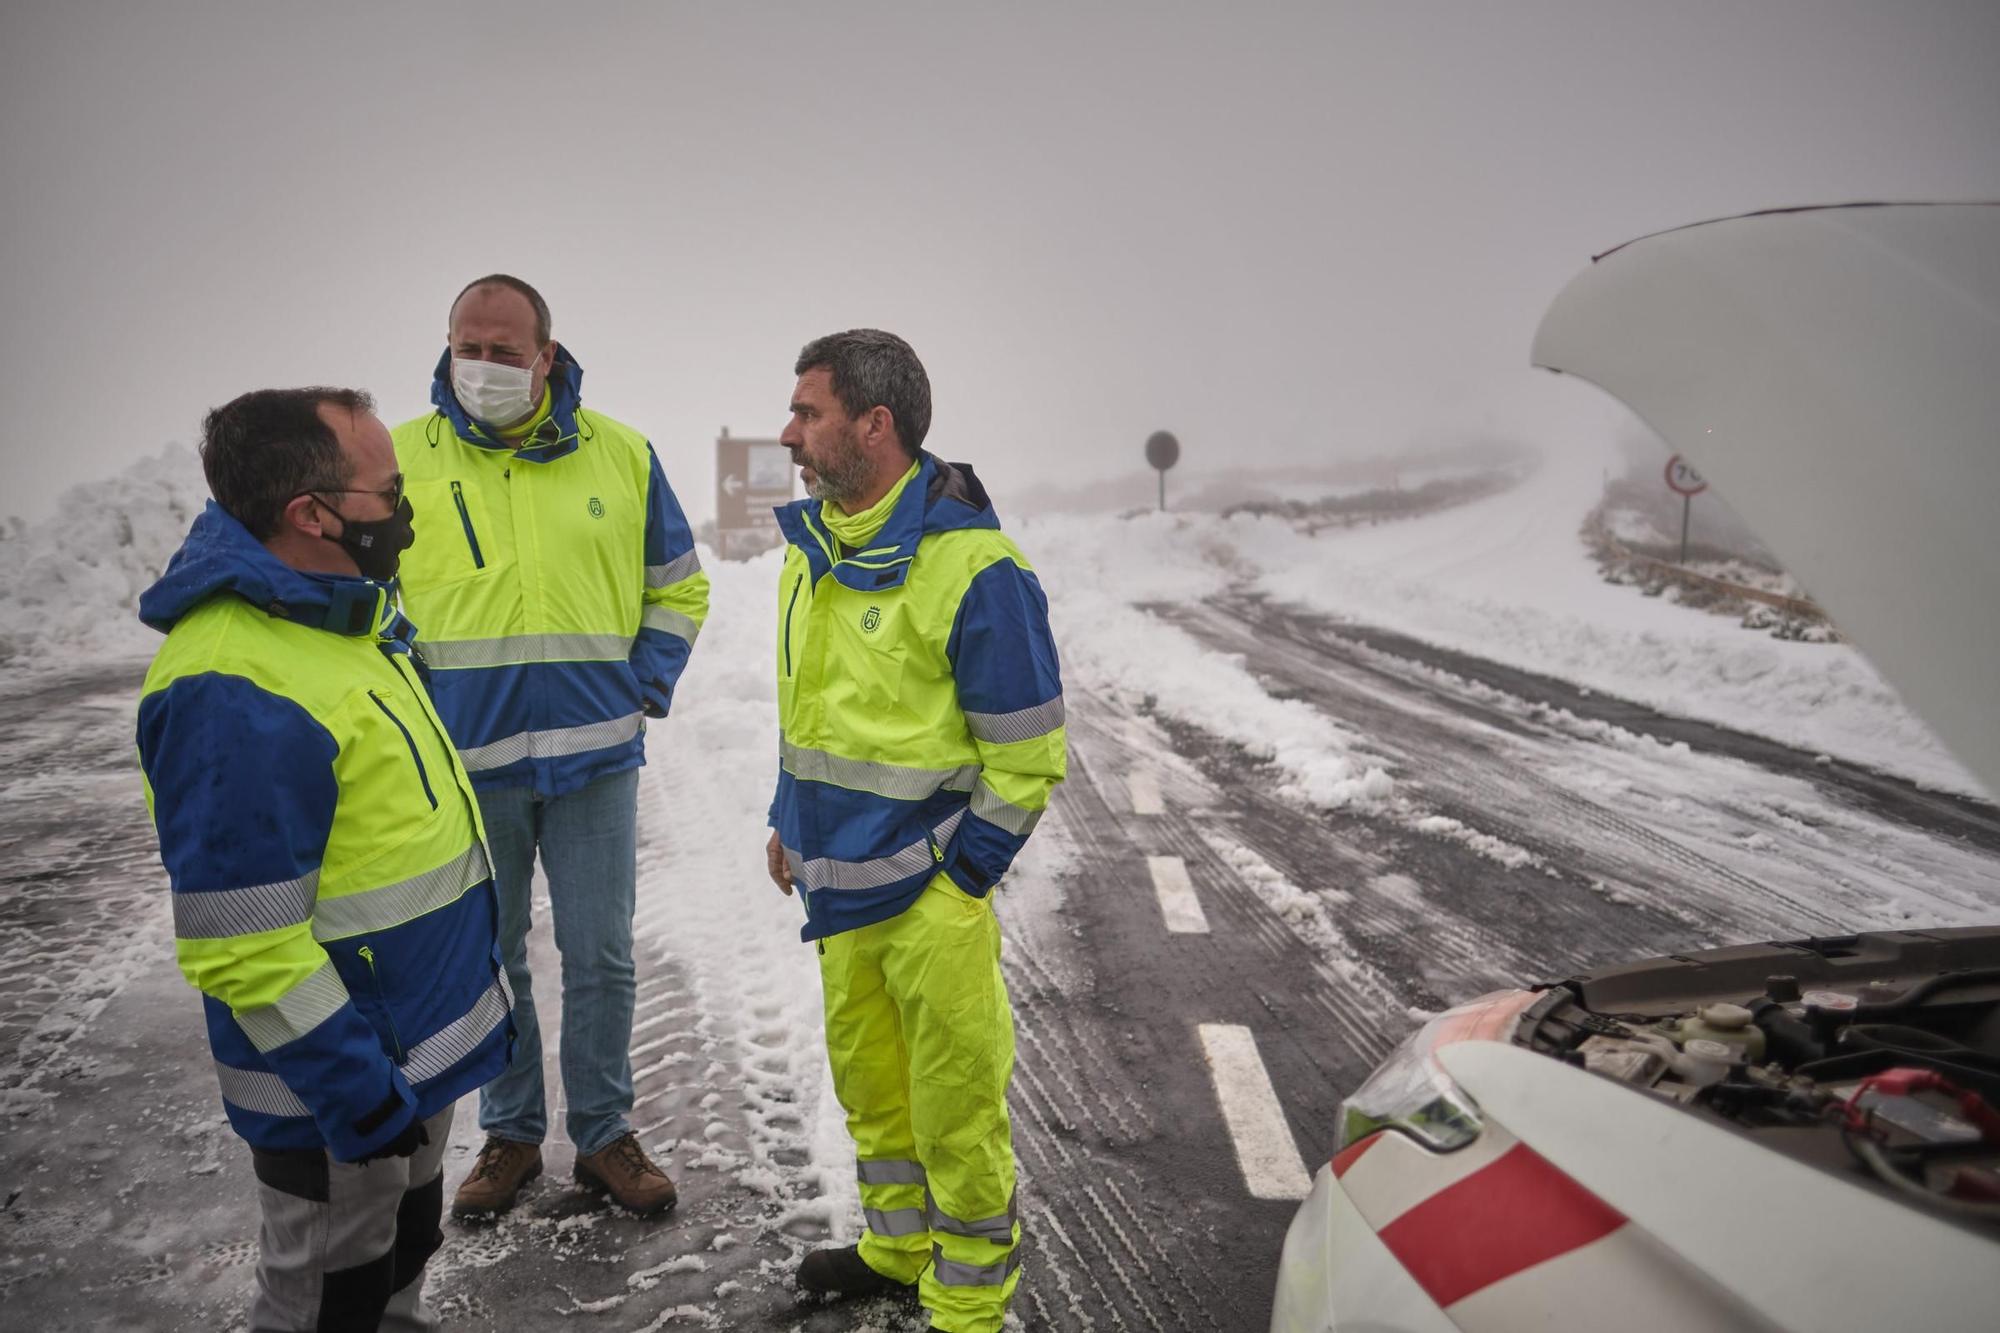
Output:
[1664, 453, 1709, 564]
[716, 429, 795, 559]
[1145, 430, 1181, 512]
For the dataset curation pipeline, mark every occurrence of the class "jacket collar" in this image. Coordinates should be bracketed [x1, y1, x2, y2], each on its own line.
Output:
[427, 343, 586, 463]
[775, 452, 1000, 592]
[139, 502, 417, 644]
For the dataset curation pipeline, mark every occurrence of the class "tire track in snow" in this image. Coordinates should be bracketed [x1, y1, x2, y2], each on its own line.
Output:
[1160, 599, 1958, 942]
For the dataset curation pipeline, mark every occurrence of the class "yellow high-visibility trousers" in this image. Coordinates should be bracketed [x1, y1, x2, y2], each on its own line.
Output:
[819, 872, 1020, 1333]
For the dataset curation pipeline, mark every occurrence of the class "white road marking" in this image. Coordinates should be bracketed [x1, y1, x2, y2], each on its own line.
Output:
[1128, 768, 1164, 815]
[1146, 855, 1209, 933]
[1198, 1023, 1314, 1201]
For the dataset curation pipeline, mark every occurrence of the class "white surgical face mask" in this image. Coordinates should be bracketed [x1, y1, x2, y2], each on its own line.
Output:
[452, 353, 540, 426]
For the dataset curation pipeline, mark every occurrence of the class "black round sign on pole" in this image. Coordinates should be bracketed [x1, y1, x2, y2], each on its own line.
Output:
[1145, 430, 1180, 511]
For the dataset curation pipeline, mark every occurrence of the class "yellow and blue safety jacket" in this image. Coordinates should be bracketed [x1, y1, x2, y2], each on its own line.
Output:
[391, 346, 709, 797]
[771, 454, 1066, 941]
[137, 504, 511, 1160]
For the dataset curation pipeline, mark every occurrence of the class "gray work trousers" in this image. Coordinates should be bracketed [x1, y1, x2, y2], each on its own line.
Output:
[247, 1105, 455, 1333]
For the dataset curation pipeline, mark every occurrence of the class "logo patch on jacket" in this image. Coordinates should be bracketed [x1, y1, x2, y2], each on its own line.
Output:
[861, 606, 881, 633]
[588, 497, 605, 518]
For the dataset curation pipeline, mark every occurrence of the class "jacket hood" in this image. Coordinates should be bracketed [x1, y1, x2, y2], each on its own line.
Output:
[775, 452, 1000, 592]
[139, 501, 413, 642]
[427, 343, 586, 463]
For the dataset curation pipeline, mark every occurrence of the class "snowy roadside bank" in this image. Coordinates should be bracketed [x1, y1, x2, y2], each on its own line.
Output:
[2, 438, 1980, 809]
[1016, 448, 1987, 800]
[0, 445, 205, 673]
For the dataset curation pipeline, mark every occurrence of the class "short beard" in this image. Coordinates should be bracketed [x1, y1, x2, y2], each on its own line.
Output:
[805, 426, 873, 507]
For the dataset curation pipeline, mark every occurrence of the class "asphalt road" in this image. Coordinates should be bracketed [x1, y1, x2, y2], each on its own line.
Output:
[5, 596, 1997, 1330]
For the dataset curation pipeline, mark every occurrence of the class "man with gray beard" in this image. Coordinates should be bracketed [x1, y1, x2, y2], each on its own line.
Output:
[764, 330, 1066, 1332]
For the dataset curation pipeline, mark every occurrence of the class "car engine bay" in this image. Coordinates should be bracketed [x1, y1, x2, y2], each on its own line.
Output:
[1518, 926, 2000, 1232]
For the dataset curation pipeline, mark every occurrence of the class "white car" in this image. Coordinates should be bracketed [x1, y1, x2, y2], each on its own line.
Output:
[1269, 202, 2000, 1333]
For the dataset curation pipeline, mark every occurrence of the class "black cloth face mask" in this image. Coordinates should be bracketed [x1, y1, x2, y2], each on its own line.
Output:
[316, 495, 416, 583]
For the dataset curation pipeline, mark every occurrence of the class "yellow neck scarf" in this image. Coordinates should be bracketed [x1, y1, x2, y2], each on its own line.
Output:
[821, 459, 920, 550]
[500, 385, 554, 445]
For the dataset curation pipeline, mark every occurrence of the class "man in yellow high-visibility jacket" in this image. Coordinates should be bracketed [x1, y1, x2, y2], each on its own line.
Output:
[763, 329, 1065, 1333]
[139, 386, 511, 1330]
[391, 275, 709, 1220]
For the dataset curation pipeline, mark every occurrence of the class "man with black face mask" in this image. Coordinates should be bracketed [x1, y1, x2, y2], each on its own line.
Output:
[314, 480, 415, 584]
[136, 387, 511, 1332]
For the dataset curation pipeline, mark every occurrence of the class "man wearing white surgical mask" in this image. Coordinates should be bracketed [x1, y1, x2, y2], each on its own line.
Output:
[390, 275, 710, 1224]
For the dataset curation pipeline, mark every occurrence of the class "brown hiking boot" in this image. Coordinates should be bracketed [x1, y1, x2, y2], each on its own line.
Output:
[450, 1138, 543, 1221]
[573, 1133, 678, 1216]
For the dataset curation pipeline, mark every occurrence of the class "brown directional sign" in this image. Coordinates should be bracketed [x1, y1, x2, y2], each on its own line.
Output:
[716, 433, 794, 559]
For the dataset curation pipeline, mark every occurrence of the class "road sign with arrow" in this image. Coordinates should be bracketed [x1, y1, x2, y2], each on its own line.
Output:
[716, 430, 793, 559]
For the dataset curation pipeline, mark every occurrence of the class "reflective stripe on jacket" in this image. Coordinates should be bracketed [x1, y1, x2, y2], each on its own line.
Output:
[136, 504, 510, 1160]
[771, 453, 1066, 941]
[391, 346, 710, 797]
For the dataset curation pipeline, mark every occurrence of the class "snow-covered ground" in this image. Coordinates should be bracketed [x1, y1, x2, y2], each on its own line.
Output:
[4, 440, 1994, 1327]
[0, 444, 207, 670]
[4, 438, 1976, 804]
[1018, 448, 1986, 799]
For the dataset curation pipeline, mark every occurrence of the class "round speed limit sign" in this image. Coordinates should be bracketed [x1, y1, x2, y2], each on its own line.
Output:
[1665, 454, 1709, 497]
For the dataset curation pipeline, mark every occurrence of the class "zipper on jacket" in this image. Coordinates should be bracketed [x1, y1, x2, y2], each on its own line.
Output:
[370, 691, 438, 810]
[356, 945, 406, 1061]
[388, 655, 470, 805]
[450, 480, 486, 568]
[783, 573, 804, 676]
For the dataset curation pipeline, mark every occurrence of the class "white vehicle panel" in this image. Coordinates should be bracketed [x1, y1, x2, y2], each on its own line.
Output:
[1440, 1040, 2000, 1332]
[1445, 1214, 1767, 1333]
[1334, 1115, 1516, 1230]
[1270, 1162, 1463, 1333]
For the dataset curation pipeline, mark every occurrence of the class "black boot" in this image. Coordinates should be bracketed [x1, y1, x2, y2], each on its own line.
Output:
[795, 1244, 918, 1301]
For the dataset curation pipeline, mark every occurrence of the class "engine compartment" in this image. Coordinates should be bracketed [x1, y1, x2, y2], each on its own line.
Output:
[1518, 926, 2000, 1232]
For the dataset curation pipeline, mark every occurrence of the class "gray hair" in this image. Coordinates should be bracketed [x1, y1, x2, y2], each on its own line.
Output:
[794, 329, 931, 456]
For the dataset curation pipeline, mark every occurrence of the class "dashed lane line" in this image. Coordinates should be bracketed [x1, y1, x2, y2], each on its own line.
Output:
[1146, 854, 1210, 933]
[1197, 1023, 1314, 1201]
[1129, 768, 1165, 815]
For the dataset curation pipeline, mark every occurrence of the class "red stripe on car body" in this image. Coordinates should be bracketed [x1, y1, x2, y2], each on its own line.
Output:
[1376, 1142, 1625, 1308]
[1332, 1132, 1381, 1179]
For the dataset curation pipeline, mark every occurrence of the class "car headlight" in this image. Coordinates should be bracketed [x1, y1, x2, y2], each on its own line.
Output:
[1336, 989, 1542, 1154]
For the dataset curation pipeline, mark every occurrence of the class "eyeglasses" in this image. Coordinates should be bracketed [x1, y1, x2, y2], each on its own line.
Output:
[315, 474, 405, 510]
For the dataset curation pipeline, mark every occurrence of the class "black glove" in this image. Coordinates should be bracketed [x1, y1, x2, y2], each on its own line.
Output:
[356, 1116, 428, 1164]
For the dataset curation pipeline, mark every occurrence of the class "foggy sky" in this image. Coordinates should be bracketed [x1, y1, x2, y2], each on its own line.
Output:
[4, 0, 1997, 527]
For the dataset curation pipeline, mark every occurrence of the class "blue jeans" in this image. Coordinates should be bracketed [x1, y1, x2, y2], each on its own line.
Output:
[475, 767, 639, 1156]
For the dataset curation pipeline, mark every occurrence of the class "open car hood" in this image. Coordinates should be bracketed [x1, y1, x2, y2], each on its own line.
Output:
[1532, 203, 2000, 796]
